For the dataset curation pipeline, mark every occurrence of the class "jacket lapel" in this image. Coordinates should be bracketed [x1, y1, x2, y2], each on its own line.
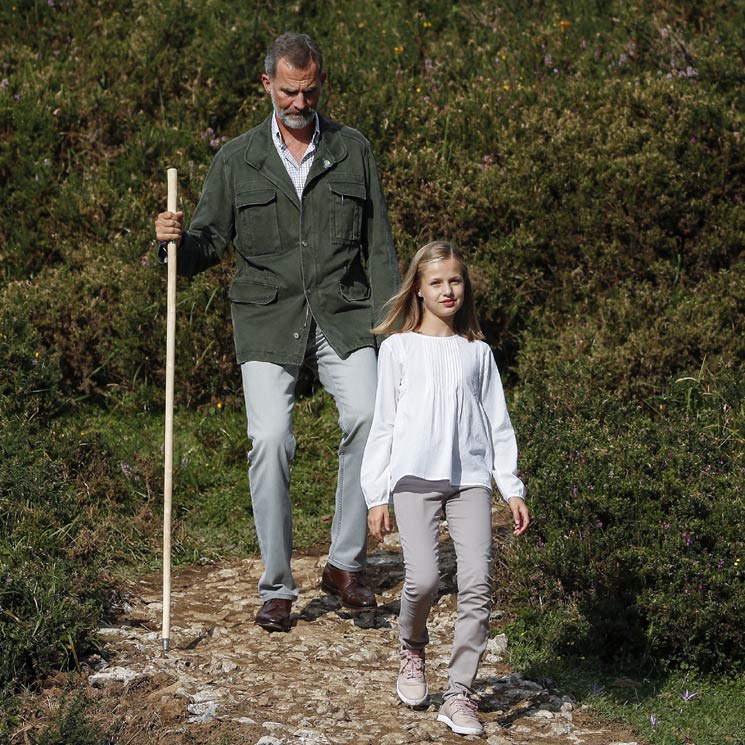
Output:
[243, 116, 301, 209]
[306, 116, 349, 186]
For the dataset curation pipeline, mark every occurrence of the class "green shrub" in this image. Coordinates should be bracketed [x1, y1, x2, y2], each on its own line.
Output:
[0, 417, 107, 687]
[504, 366, 744, 673]
[30, 690, 119, 745]
[515, 260, 745, 405]
[0, 283, 62, 421]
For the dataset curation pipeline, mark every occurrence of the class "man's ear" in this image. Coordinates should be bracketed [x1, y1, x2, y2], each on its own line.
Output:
[261, 73, 272, 94]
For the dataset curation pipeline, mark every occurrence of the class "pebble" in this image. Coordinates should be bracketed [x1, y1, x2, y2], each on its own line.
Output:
[84, 532, 638, 744]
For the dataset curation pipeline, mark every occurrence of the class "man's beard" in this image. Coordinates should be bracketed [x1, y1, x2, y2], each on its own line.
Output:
[271, 91, 316, 130]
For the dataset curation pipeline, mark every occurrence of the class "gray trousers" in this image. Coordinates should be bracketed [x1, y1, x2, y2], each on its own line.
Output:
[393, 478, 493, 698]
[241, 323, 377, 601]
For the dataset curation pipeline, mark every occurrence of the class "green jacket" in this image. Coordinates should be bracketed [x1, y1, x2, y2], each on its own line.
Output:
[176, 114, 400, 365]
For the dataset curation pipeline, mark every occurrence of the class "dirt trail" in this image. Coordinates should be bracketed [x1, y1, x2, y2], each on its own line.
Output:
[70, 512, 642, 744]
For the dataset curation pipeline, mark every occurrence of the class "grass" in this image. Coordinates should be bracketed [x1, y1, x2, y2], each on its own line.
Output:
[73, 385, 341, 574]
[532, 662, 744, 745]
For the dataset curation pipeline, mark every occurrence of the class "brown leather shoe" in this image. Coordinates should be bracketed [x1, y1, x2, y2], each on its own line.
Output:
[254, 598, 292, 632]
[321, 563, 377, 609]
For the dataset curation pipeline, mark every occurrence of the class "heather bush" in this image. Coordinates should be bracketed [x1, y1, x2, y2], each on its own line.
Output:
[515, 259, 745, 405]
[0, 417, 106, 686]
[0, 283, 62, 421]
[504, 365, 745, 674]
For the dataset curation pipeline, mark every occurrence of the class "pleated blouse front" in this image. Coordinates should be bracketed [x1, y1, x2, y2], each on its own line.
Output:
[361, 331, 525, 508]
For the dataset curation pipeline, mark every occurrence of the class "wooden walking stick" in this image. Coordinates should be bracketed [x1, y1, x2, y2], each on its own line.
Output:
[162, 167, 178, 652]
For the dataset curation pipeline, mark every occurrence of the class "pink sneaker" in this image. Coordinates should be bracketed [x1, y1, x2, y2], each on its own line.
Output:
[396, 648, 428, 706]
[437, 693, 484, 736]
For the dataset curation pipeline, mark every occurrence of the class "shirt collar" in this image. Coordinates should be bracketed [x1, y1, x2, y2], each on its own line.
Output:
[271, 113, 321, 151]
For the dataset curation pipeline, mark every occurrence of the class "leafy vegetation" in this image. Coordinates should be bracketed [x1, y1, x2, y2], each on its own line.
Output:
[1, 0, 743, 741]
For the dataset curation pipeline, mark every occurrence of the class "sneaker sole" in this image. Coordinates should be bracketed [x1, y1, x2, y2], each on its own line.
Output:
[396, 680, 428, 707]
[437, 712, 483, 736]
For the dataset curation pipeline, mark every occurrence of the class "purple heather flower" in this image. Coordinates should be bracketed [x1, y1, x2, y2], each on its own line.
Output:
[682, 689, 698, 701]
[650, 714, 657, 726]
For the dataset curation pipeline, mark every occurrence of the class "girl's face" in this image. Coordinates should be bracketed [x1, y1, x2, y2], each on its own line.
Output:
[416, 257, 465, 326]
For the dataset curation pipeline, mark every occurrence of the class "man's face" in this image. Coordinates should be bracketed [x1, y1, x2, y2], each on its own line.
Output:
[262, 57, 325, 130]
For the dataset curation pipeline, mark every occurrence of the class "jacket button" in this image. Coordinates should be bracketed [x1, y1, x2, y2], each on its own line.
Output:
[293, 332, 300, 339]
[301, 240, 308, 247]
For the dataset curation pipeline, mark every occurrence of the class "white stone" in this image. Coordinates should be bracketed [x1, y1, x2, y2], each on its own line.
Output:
[191, 686, 228, 703]
[293, 730, 331, 743]
[186, 700, 222, 722]
[488, 633, 509, 654]
[87, 666, 140, 688]
[549, 721, 574, 736]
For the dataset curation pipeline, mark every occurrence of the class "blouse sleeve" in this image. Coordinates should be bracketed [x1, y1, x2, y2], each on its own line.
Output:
[361, 337, 402, 508]
[480, 346, 526, 502]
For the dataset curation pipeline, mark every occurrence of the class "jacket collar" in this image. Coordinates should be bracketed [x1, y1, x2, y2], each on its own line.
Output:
[243, 114, 348, 207]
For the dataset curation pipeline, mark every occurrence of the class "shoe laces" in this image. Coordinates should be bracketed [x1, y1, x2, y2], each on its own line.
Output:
[449, 694, 478, 717]
[400, 649, 425, 680]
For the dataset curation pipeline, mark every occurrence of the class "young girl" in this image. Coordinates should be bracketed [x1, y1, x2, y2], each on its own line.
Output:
[361, 240, 529, 737]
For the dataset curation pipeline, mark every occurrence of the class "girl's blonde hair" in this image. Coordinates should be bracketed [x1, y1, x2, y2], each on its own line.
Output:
[374, 240, 485, 340]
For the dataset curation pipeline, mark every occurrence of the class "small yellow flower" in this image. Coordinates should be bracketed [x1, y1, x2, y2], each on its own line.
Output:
[394, 45, 404, 56]
[216, 402, 223, 410]
[416, 86, 421, 93]
[559, 19, 571, 31]
[357, 21, 365, 29]
[423, 21, 432, 28]
[503, 83, 511, 91]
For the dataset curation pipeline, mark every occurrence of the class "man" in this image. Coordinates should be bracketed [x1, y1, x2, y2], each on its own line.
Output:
[154, 32, 399, 632]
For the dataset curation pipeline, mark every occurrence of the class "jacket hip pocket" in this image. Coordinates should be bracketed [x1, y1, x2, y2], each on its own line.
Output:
[229, 277, 278, 305]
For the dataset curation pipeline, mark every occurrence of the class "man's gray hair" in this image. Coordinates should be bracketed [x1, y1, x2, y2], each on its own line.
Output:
[265, 32, 324, 78]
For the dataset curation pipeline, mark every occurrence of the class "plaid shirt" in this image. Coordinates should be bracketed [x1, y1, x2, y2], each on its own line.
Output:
[271, 114, 321, 198]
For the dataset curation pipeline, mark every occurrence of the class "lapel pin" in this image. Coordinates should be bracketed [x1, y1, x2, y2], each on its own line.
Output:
[323, 159, 332, 169]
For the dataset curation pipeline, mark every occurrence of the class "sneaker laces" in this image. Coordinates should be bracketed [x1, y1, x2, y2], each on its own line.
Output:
[400, 649, 425, 680]
[449, 694, 478, 716]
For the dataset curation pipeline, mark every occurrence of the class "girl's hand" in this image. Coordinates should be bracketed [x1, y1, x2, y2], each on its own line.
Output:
[368, 504, 391, 542]
[508, 497, 530, 536]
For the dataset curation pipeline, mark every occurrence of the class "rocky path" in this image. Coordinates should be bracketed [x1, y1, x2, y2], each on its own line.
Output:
[80, 514, 643, 745]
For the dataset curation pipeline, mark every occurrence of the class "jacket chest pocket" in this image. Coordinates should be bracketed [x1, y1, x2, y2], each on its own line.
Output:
[329, 179, 366, 245]
[235, 188, 282, 256]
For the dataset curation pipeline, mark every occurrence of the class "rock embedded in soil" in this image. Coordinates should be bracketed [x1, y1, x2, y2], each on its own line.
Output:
[81, 528, 643, 745]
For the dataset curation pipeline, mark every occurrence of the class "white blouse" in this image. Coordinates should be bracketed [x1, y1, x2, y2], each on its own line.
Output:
[361, 332, 525, 508]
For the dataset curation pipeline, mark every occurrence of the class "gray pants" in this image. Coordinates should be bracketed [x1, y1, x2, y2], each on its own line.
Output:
[393, 478, 493, 698]
[241, 323, 377, 601]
